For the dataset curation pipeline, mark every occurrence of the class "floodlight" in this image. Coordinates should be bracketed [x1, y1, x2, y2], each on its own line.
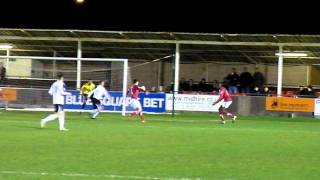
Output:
[0, 44, 13, 49]
[275, 53, 307, 57]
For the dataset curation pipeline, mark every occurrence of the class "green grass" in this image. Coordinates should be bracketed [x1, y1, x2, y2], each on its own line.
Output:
[1, 110, 320, 180]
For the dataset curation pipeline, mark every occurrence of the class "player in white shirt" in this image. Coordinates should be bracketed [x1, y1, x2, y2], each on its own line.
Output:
[88, 80, 109, 119]
[40, 74, 71, 131]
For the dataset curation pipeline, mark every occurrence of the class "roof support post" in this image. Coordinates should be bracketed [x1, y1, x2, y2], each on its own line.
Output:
[121, 59, 128, 116]
[77, 41, 82, 90]
[174, 43, 180, 93]
[277, 46, 283, 97]
[53, 51, 57, 78]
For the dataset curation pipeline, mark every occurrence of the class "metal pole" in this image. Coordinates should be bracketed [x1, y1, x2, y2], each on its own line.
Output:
[307, 65, 311, 85]
[277, 46, 283, 97]
[171, 44, 180, 117]
[206, 63, 209, 81]
[53, 51, 57, 78]
[171, 56, 175, 117]
[122, 59, 128, 116]
[4, 34, 320, 47]
[174, 43, 180, 93]
[77, 41, 82, 89]
[157, 62, 161, 90]
[0, 55, 127, 62]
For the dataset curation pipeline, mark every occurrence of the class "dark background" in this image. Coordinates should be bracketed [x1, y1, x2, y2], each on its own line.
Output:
[1, 0, 318, 34]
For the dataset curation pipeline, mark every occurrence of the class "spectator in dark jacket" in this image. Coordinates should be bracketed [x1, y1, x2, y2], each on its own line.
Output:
[179, 78, 189, 91]
[186, 79, 197, 91]
[298, 85, 315, 98]
[298, 86, 308, 97]
[253, 67, 265, 88]
[306, 85, 316, 98]
[239, 67, 253, 94]
[226, 68, 239, 94]
[0, 62, 6, 85]
[212, 80, 219, 92]
[198, 78, 208, 92]
[260, 85, 271, 96]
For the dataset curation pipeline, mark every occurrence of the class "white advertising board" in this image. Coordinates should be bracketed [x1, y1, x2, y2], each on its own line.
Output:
[314, 98, 320, 117]
[166, 94, 222, 112]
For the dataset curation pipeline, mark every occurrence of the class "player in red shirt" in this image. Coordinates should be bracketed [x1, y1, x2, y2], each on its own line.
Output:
[212, 83, 237, 124]
[129, 79, 146, 123]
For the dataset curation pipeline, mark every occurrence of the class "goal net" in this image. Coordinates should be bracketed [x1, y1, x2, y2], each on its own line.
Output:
[0, 56, 128, 115]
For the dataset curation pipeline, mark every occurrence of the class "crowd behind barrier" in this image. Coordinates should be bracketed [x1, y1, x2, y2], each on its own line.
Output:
[0, 65, 319, 99]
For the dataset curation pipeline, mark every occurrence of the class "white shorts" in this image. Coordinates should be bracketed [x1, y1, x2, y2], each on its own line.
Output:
[130, 99, 142, 110]
[54, 104, 64, 113]
[221, 101, 232, 108]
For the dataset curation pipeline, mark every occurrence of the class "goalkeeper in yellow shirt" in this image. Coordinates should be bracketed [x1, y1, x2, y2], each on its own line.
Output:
[80, 80, 95, 111]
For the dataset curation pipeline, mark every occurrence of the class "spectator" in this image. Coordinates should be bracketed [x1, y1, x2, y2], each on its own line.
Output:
[252, 86, 260, 95]
[306, 85, 316, 98]
[212, 80, 219, 92]
[253, 67, 265, 88]
[226, 68, 239, 94]
[179, 78, 189, 91]
[167, 83, 173, 91]
[299, 86, 304, 92]
[206, 83, 214, 92]
[239, 67, 253, 94]
[0, 62, 6, 85]
[297, 85, 316, 98]
[260, 85, 271, 96]
[298, 86, 308, 97]
[198, 78, 208, 92]
[185, 79, 197, 91]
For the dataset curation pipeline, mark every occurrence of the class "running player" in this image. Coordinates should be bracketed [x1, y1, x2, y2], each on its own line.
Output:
[129, 79, 146, 123]
[212, 83, 237, 124]
[89, 80, 109, 119]
[80, 80, 95, 111]
[40, 74, 71, 131]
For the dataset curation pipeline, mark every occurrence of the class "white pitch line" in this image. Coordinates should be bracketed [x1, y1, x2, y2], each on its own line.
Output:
[0, 170, 201, 180]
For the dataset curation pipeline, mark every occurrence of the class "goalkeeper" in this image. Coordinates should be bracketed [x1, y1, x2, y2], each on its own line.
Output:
[80, 80, 95, 110]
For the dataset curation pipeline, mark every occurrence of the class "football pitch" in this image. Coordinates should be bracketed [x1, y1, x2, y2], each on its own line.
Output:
[0, 110, 320, 180]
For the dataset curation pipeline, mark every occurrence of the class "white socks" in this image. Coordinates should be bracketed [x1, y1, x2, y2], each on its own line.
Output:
[41, 114, 58, 125]
[58, 116, 65, 130]
[92, 109, 100, 119]
[41, 113, 67, 130]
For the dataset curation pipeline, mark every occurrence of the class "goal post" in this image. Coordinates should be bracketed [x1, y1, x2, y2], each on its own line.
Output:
[0, 55, 129, 116]
[122, 59, 128, 116]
